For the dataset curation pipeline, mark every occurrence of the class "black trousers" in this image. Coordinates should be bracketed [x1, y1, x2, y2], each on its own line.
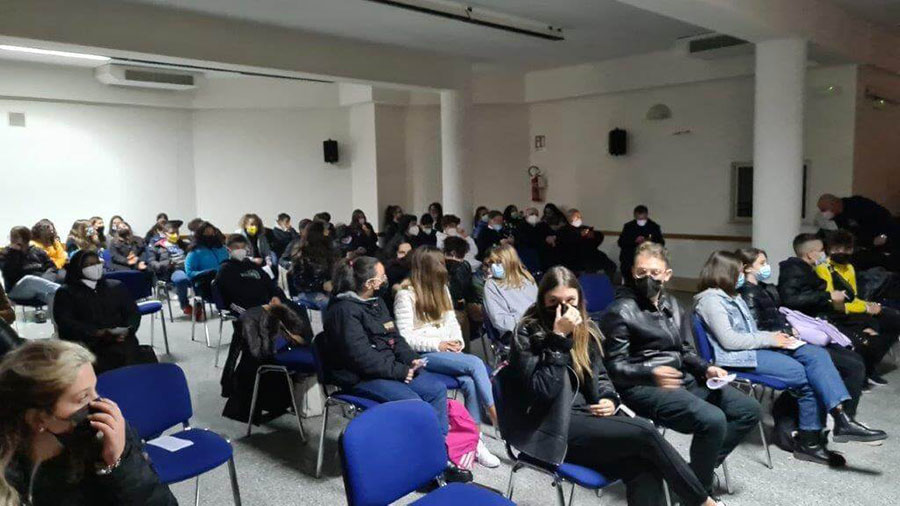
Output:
[832, 310, 897, 376]
[566, 414, 708, 506]
[619, 375, 760, 492]
[825, 344, 865, 416]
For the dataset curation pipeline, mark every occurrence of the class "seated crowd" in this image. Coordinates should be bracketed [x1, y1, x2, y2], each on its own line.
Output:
[0, 192, 897, 505]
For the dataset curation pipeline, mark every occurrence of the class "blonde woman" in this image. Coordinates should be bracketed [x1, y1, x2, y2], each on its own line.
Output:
[64, 220, 99, 257]
[482, 244, 538, 340]
[501, 266, 724, 506]
[394, 247, 500, 468]
[0, 340, 176, 505]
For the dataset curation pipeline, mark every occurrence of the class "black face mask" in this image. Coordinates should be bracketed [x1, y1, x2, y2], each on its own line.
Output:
[200, 235, 220, 248]
[633, 276, 663, 301]
[830, 253, 852, 265]
[49, 402, 102, 454]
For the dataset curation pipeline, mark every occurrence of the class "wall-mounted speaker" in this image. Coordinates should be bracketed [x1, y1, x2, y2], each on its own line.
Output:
[608, 128, 627, 156]
[323, 139, 339, 163]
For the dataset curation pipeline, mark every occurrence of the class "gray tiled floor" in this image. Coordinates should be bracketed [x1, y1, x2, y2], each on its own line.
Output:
[13, 303, 899, 506]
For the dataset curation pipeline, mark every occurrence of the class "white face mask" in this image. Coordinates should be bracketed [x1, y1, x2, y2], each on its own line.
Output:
[820, 211, 835, 221]
[82, 264, 103, 281]
[408, 226, 420, 236]
[230, 248, 248, 261]
[526, 215, 539, 226]
[636, 219, 648, 227]
[571, 219, 583, 228]
[445, 227, 458, 237]
[422, 226, 432, 234]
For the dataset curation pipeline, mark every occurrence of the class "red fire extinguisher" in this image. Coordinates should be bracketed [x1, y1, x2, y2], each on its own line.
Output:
[528, 165, 545, 202]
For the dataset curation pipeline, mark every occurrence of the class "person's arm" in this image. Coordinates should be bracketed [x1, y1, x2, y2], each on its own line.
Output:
[598, 304, 655, 386]
[617, 223, 629, 248]
[592, 343, 620, 403]
[653, 223, 665, 245]
[109, 243, 131, 267]
[113, 283, 141, 332]
[393, 290, 442, 353]
[53, 288, 103, 346]
[332, 309, 410, 381]
[814, 264, 865, 314]
[483, 281, 520, 334]
[677, 307, 711, 378]
[695, 296, 777, 350]
[509, 323, 571, 403]
[778, 264, 832, 313]
[91, 425, 178, 506]
[184, 250, 199, 279]
[441, 303, 464, 346]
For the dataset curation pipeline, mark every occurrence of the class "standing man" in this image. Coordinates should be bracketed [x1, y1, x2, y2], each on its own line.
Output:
[618, 205, 665, 283]
[817, 194, 899, 272]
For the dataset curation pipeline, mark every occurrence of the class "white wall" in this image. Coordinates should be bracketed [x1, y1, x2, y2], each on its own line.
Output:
[192, 107, 352, 230]
[853, 66, 900, 213]
[0, 99, 194, 240]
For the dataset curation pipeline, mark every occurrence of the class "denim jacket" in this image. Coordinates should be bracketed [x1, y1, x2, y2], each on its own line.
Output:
[694, 288, 778, 368]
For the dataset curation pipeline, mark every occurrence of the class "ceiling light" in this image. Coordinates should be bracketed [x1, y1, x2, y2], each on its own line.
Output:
[365, 0, 564, 41]
[0, 45, 110, 61]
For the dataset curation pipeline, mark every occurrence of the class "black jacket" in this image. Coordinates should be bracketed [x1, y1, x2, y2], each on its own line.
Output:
[215, 259, 282, 310]
[557, 225, 607, 273]
[108, 237, 146, 272]
[0, 246, 56, 289]
[53, 279, 141, 373]
[834, 196, 899, 249]
[270, 227, 298, 260]
[475, 227, 508, 261]
[5, 424, 175, 506]
[321, 293, 418, 388]
[738, 281, 792, 333]
[446, 259, 477, 310]
[143, 240, 186, 280]
[340, 224, 378, 257]
[617, 220, 665, 267]
[500, 316, 617, 465]
[599, 288, 709, 387]
[777, 257, 832, 317]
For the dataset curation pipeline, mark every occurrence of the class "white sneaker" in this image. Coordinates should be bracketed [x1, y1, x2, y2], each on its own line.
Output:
[476, 438, 500, 468]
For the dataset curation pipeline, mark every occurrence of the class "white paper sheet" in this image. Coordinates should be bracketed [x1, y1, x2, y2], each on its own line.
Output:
[706, 373, 737, 390]
[147, 435, 194, 452]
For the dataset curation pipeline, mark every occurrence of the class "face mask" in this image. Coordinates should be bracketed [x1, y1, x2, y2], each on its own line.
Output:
[633, 275, 663, 300]
[526, 215, 539, 226]
[490, 263, 506, 279]
[246, 225, 258, 236]
[86, 227, 95, 236]
[821, 211, 835, 220]
[201, 234, 220, 247]
[814, 251, 828, 266]
[490, 223, 503, 232]
[757, 263, 772, 281]
[358, 218, 366, 225]
[445, 227, 458, 237]
[166, 233, 179, 243]
[230, 248, 248, 261]
[636, 219, 648, 227]
[830, 253, 852, 265]
[480, 215, 489, 223]
[49, 402, 101, 452]
[422, 227, 432, 234]
[82, 264, 103, 281]
[408, 226, 420, 236]
[736, 273, 746, 290]
[571, 219, 583, 228]
[511, 212, 519, 219]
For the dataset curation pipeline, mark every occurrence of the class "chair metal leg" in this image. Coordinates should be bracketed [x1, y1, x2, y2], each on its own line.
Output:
[282, 370, 307, 442]
[227, 456, 242, 506]
[150, 312, 155, 347]
[568, 482, 576, 506]
[663, 480, 672, 506]
[204, 315, 211, 347]
[215, 319, 225, 367]
[191, 294, 198, 342]
[554, 479, 567, 506]
[506, 463, 520, 499]
[165, 285, 174, 323]
[722, 460, 734, 494]
[246, 369, 263, 437]
[759, 419, 773, 469]
[160, 311, 170, 355]
[194, 476, 200, 506]
[316, 400, 331, 478]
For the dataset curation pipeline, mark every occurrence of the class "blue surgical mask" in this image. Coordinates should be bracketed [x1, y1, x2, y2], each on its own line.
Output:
[736, 273, 746, 290]
[490, 263, 506, 280]
[490, 223, 503, 232]
[815, 251, 828, 266]
[757, 263, 772, 281]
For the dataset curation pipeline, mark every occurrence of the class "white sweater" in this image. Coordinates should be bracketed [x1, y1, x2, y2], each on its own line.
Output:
[393, 287, 464, 353]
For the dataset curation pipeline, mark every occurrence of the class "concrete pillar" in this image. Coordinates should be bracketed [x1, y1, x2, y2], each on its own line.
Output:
[440, 88, 472, 222]
[753, 38, 807, 278]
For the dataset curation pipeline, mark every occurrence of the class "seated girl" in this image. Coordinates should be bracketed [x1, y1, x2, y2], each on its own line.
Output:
[482, 244, 537, 342]
[146, 223, 191, 317]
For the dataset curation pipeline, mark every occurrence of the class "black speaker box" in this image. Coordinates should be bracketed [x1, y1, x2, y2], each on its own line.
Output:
[608, 128, 627, 156]
[323, 139, 339, 163]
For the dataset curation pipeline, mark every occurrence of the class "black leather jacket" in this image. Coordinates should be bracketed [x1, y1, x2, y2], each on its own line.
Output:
[738, 282, 792, 333]
[499, 314, 617, 465]
[777, 257, 832, 317]
[599, 288, 709, 388]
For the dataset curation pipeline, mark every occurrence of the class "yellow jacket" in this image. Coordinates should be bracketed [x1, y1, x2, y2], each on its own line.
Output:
[814, 260, 867, 314]
[31, 239, 67, 269]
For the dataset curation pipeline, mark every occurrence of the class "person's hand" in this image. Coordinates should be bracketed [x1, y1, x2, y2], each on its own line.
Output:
[252, 257, 264, 265]
[874, 235, 888, 247]
[588, 399, 616, 418]
[546, 236, 557, 246]
[269, 296, 282, 306]
[500, 238, 511, 246]
[438, 341, 457, 352]
[457, 227, 468, 238]
[866, 302, 882, 315]
[791, 327, 799, 337]
[323, 280, 333, 293]
[127, 256, 137, 265]
[773, 332, 798, 349]
[552, 304, 581, 336]
[635, 235, 646, 245]
[89, 398, 126, 468]
[580, 228, 591, 237]
[137, 261, 147, 270]
[706, 366, 728, 379]
[651, 366, 683, 389]
[406, 359, 427, 383]
[830, 290, 846, 303]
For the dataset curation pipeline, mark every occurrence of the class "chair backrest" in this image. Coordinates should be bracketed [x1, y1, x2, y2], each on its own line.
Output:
[340, 400, 448, 506]
[309, 332, 330, 386]
[210, 279, 228, 312]
[104, 270, 152, 300]
[578, 273, 616, 314]
[192, 270, 217, 300]
[100, 248, 112, 269]
[96, 363, 193, 439]
[516, 246, 541, 276]
[691, 313, 715, 363]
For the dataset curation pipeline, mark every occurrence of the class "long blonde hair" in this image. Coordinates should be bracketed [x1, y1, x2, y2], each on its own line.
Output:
[0, 341, 95, 505]
[485, 244, 535, 290]
[402, 246, 452, 323]
[523, 266, 600, 381]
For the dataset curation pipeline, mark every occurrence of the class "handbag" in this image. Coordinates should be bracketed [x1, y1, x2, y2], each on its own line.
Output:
[445, 399, 479, 470]
[778, 307, 852, 348]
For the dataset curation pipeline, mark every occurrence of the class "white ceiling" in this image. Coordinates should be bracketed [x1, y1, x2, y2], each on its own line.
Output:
[120, 0, 707, 69]
[828, 0, 900, 33]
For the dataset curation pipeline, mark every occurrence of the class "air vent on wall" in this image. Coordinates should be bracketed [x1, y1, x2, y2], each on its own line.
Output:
[95, 64, 200, 90]
[685, 34, 752, 60]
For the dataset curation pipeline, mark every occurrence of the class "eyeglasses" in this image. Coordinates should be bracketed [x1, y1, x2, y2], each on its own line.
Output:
[633, 267, 669, 279]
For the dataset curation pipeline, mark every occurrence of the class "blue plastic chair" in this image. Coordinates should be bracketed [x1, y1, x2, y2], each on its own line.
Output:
[104, 270, 169, 355]
[516, 246, 542, 280]
[100, 248, 112, 269]
[339, 400, 515, 506]
[692, 313, 776, 470]
[96, 363, 241, 506]
[311, 332, 382, 478]
[578, 273, 616, 316]
[491, 373, 621, 506]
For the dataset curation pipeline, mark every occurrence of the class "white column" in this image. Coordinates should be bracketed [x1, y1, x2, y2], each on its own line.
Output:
[753, 38, 806, 279]
[440, 89, 471, 220]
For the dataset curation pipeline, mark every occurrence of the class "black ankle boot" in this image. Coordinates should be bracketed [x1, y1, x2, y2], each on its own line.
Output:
[793, 430, 846, 467]
[832, 410, 888, 443]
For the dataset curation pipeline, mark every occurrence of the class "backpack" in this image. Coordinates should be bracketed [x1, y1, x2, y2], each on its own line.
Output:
[445, 399, 479, 470]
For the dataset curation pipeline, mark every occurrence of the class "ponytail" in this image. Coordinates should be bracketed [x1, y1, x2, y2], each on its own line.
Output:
[332, 256, 380, 295]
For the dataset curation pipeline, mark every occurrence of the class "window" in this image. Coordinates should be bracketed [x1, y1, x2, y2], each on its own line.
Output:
[731, 162, 809, 222]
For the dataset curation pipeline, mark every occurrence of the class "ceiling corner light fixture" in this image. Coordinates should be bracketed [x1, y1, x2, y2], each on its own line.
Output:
[0, 44, 110, 61]
[364, 0, 565, 41]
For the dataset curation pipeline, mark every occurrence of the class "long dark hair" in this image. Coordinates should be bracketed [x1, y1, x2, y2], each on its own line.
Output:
[30, 219, 58, 246]
[290, 221, 334, 267]
[190, 221, 224, 250]
[698, 250, 743, 296]
[332, 256, 381, 295]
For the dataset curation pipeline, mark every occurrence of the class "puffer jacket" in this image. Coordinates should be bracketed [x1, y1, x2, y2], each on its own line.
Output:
[778, 257, 833, 317]
[738, 281, 793, 333]
[0, 245, 56, 289]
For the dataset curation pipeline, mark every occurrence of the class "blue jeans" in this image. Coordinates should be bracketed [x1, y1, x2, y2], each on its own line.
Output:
[294, 292, 329, 311]
[752, 346, 850, 431]
[170, 269, 190, 309]
[423, 351, 494, 424]
[9, 275, 60, 318]
[350, 371, 448, 435]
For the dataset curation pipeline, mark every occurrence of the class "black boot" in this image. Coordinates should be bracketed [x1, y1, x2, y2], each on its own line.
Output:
[832, 410, 888, 443]
[792, 430, 846, 467]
